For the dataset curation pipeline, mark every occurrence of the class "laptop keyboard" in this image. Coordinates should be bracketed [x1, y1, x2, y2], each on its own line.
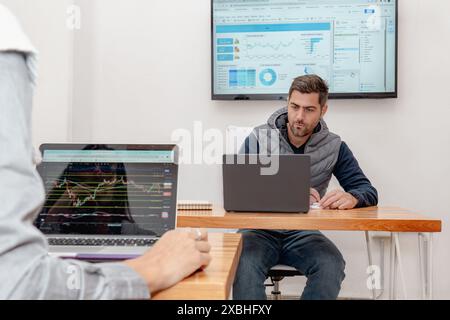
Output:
[48, 238, 157, 247]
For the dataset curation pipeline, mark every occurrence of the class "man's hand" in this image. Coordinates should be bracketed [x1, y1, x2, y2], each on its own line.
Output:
[124, 229, 211, 295]
[319, 190, 358, 210]
[310, 188, 321, 205]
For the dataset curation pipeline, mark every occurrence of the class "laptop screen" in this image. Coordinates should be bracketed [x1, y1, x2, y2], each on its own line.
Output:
[35, 144, 178, 237]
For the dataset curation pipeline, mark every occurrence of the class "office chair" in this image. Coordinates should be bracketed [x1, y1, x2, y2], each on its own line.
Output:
[265, 265, 304, 300]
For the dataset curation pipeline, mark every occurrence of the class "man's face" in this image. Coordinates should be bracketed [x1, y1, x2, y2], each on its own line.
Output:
[287, 90, 328, 139]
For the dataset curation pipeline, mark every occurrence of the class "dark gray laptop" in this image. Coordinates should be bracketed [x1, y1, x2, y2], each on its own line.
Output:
[223, 154, 311, 213]
[35, 144, 178, 261]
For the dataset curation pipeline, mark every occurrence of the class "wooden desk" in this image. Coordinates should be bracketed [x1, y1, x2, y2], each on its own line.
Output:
[177, 206, 442, 300]
[177, 206, 441, 232]
[152, 233, 242, 300]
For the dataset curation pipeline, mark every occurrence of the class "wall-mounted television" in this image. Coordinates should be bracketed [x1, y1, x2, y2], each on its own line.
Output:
[211, 0, 398, 100]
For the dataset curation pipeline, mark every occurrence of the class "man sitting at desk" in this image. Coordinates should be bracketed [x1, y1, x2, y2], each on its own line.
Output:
[233, 75, 378, 300]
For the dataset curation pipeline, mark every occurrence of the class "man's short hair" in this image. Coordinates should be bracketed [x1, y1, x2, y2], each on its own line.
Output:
[288, 75, 329, 107]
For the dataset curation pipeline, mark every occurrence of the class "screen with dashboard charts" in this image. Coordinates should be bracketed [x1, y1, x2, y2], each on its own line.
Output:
[212, 0, 397, 100]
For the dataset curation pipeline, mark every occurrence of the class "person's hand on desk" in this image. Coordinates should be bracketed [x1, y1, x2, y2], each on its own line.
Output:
[123, 229, 211, 296]
[310, 188, 321, 205]
[319, 190, 358, 210]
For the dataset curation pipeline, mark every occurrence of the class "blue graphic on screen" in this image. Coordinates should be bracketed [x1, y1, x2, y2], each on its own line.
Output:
[229, 69, 256, 87]
[259, 69, 277, 86]
[212, 0, 397, 98]
[309, 38, 323, 54]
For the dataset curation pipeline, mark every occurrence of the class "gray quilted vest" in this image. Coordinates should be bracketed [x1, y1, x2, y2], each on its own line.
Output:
[245, 107, 342, 197]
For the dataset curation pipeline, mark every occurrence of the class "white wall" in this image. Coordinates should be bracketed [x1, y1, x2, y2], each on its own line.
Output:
[1, 0, 74, 147]
[13, 0, 450, 299]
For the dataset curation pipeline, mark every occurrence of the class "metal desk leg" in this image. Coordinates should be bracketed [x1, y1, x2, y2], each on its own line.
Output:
[418, 233, 426, 300]
[394, 233, 407, 299]
[365, 231, 377, 300]
[419, 232, 434, 300]
[389, 233, 396, 300]
[427, 233, 433, 300]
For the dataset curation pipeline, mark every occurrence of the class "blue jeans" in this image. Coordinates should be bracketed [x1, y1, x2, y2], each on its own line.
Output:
[233, 229, 346, 300]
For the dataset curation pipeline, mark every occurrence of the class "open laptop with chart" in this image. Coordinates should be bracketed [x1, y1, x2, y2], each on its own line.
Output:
[34, 144, 178, 260]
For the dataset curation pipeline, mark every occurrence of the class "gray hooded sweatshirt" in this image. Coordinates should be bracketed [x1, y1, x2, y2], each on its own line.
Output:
[240, 107, 342, 198]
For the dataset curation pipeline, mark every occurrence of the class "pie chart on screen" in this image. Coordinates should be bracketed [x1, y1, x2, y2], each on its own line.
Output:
[259, 68, 277, 86]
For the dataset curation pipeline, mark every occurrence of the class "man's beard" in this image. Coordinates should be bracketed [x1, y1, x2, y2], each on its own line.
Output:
[289, 122, 311, 138]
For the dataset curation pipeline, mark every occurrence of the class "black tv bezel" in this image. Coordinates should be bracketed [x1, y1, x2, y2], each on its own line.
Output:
[210, 0, 399, 101]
